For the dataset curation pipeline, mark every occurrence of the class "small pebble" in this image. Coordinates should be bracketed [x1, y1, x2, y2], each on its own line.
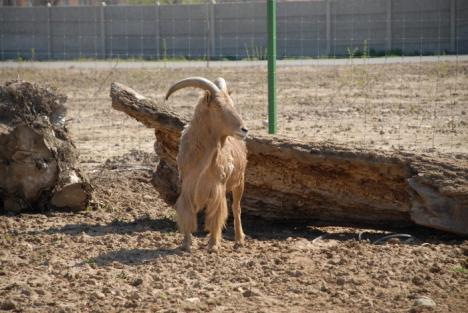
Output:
[413, 296, 436, 308]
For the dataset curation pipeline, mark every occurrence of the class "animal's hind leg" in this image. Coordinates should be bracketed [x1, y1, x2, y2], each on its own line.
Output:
[175, 195, 197, 252]
[232, 182, 245, 246]
[204, 186, 228, 252]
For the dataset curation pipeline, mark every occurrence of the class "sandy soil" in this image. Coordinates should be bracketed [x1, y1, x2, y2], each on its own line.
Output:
[0, 62, 467, 312]
[0, 151, 467, 312]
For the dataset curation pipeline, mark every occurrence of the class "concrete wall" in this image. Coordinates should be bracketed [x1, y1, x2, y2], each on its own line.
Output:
[0, 0, 466, 60]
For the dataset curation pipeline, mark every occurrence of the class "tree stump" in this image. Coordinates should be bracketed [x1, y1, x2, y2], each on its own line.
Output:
[0, 81, 92, 213]
[110, 82, 468, 236]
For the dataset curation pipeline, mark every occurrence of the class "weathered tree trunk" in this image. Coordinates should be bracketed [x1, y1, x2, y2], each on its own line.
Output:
[0, 81, 92, 213]
[110, 82, 468, 236]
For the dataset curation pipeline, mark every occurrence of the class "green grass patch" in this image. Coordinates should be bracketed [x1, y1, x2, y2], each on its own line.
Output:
[452, 266, 468, 274]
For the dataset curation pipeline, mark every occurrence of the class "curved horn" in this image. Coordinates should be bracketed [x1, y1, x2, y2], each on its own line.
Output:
[214, 77, 228, 92]
[165, 77, 220, 100]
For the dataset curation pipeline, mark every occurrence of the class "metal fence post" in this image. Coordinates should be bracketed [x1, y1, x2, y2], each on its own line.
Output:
[100, 2, 106, 59]
[267, 0, 277, 134]
[326, 0, 331, 56]
[207, 0, 216, 64]
[386, 0, 392, 52]
[450, 0, 456, 53]
[47, 2, 52, 60]
[155, 1, 160, 60]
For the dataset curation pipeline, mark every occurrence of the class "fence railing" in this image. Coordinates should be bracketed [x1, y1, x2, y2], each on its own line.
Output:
[1, 0, 467, 60]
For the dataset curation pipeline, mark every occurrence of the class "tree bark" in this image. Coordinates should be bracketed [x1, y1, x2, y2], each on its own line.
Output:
[110, 82, 468, 236]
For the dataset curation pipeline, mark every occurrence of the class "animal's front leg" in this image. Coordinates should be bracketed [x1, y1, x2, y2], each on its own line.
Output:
[181, 233, 192, 252]
[232, 182, 245, 246]
[175, 194, 197, 252]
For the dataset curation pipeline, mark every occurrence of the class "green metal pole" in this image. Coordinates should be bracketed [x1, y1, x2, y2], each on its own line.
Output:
[267, 0, 277, 134]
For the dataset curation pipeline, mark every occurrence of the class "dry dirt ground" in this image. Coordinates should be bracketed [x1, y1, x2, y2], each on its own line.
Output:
[1, 60, 467, 164]
[0, 62, 467, 312]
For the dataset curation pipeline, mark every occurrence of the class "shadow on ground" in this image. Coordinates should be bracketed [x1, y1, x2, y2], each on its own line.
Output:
[229, 216, 465, 245]
[29, 216, 177, 237]
[27, 213, 463, 246]
[84, 247, 181, 266]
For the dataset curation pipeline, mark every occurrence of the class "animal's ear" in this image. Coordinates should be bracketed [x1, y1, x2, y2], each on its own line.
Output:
[228, 89, 234, 96]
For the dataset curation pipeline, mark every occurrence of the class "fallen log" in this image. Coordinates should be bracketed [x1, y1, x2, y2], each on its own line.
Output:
[0, 81, 92, 213]
[110, 82, 468, 236]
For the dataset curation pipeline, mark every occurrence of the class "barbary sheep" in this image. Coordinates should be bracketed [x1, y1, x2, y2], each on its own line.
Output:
[165, 77, 248, 252]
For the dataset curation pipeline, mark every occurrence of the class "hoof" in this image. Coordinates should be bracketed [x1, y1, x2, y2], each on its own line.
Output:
[234, 240, 245, 248]
[208, 244, 220, 253]
[235, 234, 245, 247]
[180, 244, 192, 253]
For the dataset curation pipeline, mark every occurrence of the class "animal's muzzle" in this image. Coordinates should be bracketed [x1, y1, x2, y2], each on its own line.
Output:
[234, 127, 249, 140]
[240, 127, 249, 140]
